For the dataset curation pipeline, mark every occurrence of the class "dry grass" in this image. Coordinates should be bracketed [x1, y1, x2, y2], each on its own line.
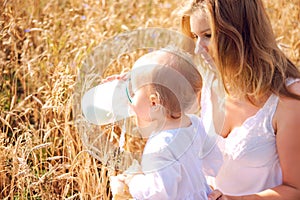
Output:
[0, 0, 299, 199]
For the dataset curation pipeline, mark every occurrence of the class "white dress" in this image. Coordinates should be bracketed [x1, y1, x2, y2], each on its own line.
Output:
[201, 67, 299, 195]
[127, 115, 212, 200]
[215, 93, 282, 195]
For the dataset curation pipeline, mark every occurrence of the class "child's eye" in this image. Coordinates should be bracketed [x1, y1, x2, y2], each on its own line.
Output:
[126, 79, 135, 103]
[130, 90, 135, 99]
[128, 82, 135, 97]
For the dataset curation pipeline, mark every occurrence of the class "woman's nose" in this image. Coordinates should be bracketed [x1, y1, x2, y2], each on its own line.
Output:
[194, 37, 208, 54]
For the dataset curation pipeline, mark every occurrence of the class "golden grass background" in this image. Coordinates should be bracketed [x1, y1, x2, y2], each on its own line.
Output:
[0, 0, 299, 199]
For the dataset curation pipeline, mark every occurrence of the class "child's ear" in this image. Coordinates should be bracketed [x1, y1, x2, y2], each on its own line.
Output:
[149, 93, 158, 106]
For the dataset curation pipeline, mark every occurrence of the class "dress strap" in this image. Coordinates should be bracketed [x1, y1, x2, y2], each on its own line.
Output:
[286, 78, 300, 86]
[263, 94, 279, 113]
[264, 78, 300, 110]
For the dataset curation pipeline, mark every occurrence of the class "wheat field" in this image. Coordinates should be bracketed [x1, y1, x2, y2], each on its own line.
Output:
[0, 0, 299, 199]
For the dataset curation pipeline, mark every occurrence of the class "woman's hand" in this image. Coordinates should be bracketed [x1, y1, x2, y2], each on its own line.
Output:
[102, 69, 129, 83]
[208, 190, 240, 200]
[208, 189, 226, 200]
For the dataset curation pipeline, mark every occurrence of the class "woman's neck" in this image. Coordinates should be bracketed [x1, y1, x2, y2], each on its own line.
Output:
[228, 93, 271, 107]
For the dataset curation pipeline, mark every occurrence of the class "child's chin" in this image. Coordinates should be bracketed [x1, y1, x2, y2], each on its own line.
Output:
[135, 117, 150, 127]
[136, 119, 156, 138]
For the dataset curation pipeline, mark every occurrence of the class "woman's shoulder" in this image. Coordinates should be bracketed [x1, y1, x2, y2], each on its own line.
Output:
[274, 79, 300, 134]
[277, 78, 300, 105]
[286, 78, 300, 94]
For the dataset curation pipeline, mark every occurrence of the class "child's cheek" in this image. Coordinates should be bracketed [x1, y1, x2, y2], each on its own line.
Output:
[128, 104, 136, 116]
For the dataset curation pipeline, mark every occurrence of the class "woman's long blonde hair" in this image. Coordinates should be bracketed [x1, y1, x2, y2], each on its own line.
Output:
[181, 0, 300, 101]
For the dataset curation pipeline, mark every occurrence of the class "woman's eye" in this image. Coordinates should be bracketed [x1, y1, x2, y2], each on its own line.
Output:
[204, 33, 211, 38]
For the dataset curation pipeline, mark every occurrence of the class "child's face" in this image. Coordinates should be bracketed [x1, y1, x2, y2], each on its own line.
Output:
[128, 53, 160, 127]
[128, 85, 154, 127]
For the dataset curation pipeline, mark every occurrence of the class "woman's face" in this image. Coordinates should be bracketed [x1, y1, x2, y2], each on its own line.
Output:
[190, 13, 213, 63]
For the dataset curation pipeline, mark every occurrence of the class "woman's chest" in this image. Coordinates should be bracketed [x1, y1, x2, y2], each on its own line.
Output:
[221, 122, 277, 167]
[222, 97, 264, 137]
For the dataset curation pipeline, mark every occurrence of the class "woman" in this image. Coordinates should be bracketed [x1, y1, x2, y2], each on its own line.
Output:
[180, 0, 300, 199]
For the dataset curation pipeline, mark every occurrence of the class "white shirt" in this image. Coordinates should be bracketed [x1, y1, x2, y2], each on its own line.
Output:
[128, 115, 212, 200]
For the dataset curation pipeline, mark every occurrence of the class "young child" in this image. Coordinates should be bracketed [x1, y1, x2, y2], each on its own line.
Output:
[110, 47, 212, 200]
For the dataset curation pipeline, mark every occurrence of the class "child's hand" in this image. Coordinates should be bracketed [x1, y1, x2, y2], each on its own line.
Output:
[110, 160, 142, 199]
[110, 175, 126, 196]
[110, 175, 132, 200]
[124, 159, 142, 175]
